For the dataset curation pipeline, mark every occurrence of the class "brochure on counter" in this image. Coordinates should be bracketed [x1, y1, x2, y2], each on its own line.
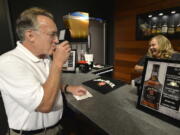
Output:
[83, 76, 125, 94]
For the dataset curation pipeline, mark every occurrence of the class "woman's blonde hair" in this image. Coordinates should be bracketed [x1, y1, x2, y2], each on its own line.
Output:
[147, 35, 174, 59]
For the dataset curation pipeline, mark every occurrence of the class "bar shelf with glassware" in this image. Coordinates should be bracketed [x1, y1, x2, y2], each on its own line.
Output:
[136, 7, 180, 40]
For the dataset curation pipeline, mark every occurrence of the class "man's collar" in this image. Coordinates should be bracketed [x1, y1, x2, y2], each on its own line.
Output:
[16, 41, 41, 63]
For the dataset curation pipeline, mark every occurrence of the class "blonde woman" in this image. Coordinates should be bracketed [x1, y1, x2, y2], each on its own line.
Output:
[135, 35, 179, 72]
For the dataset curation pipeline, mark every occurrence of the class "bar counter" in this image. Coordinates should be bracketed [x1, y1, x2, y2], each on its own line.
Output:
[62, 72, 180, 135]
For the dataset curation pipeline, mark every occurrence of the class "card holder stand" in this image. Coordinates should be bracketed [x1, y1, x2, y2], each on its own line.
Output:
[63, 50, 76, 73]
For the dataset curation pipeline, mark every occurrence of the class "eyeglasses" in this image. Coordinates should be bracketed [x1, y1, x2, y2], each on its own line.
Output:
[45, 32, 58, 39]
[34, 29, 58, 39]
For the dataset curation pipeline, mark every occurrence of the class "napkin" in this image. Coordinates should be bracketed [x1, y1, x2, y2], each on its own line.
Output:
[73, 91, 93, 100]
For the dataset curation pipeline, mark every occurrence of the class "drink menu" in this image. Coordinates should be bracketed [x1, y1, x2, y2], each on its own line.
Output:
[161, 66, 180, 111]
[140, 61, 180, 120]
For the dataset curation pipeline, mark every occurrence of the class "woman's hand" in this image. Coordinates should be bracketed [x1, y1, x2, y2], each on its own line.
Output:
[134, 65, 144, 73]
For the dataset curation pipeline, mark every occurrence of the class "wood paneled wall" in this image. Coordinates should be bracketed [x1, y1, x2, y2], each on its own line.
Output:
[113, 0, 180, 83]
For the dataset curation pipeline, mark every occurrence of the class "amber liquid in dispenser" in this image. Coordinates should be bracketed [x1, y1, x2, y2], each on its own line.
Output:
[141, 64, 162, 110]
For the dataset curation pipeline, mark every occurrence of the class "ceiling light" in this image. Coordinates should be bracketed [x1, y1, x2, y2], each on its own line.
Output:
[148, 15, 152, 18]
[171, 11, 176, 14]
[158, 13, 163, 16]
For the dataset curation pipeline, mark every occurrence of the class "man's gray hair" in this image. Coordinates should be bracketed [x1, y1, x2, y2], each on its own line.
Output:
[16, 7, 54, 41]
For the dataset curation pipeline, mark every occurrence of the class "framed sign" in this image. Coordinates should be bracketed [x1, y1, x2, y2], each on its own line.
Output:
[62, 50, 76, 73]
[137, 58, 180, 127]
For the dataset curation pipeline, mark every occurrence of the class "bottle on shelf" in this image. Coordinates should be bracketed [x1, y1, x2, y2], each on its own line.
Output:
[161, 15, 168, 35]
[140, 22, 149, 36]
[161, 21, 168, 34]
[147, 20, 152, 36]
[156, 18, 162, 34]
[167, 15, 175, 34]
[141, 64, 162, 110]
[151, 23, 157, 35]
[168, 24, 175, 34]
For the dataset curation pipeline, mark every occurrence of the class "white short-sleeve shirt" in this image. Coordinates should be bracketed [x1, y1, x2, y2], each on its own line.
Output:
[0, 41, 63, 130]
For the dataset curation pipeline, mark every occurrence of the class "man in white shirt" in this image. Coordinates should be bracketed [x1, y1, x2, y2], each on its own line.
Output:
[0, 7, 87, 135]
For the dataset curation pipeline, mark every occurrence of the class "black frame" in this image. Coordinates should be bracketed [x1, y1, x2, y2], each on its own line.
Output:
[137, 58, 180, 127]
[62, 50, 76, 73]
